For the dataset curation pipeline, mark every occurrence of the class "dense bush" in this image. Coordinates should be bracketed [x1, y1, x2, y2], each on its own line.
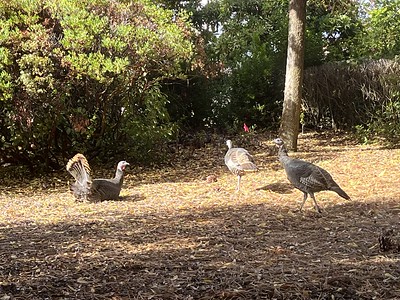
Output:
[0, 0, 195, 169]
[303, 59, 400, 142]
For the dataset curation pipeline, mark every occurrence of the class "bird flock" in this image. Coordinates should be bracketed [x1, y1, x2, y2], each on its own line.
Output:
[66, 137, 350, 213]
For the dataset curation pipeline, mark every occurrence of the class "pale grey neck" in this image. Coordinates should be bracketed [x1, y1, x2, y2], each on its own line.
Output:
[277, 145, 290, 163]
[114, 169, 125, 185]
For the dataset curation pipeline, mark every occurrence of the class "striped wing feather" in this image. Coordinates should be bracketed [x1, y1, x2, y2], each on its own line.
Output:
[299, 165, 333, 191]
[225, 148, 258, 175]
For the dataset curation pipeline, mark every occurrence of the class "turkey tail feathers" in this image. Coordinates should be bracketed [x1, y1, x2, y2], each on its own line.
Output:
[66, 153, 91, 185]
[239, 162, 258, 172]
[331, 186, 351, 200]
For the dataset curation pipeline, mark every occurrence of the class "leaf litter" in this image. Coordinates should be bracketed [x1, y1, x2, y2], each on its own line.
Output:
[0, 132, 399, 299]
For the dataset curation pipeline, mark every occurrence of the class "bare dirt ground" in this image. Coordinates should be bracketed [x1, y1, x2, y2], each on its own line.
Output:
[0, 132, 399, 299]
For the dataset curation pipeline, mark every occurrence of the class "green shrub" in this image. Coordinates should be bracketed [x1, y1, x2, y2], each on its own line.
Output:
[0, 0, 195, 170]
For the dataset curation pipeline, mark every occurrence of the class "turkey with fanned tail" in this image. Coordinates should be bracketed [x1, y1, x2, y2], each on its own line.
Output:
[273, 138, 350, 213]
[66, 153, 129, 201]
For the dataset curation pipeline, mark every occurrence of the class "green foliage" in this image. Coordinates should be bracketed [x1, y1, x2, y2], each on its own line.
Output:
[2, 0, 400, 171]
[0, 0, 195, 169]
[175, 0, 289, 131]
[0, 47, 13, 101]
[306, 0, 362, 62]
[123, 84, 177, 162]
[355, 96, 400, 144]
[356, 0, 400, 59]
[173, 0, 365, 131]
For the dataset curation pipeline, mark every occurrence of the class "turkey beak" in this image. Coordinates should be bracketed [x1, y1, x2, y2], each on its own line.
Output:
[120, 162, 129, 171]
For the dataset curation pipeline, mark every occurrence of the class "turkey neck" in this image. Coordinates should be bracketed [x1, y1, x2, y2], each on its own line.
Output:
[114, 169, 125, 186]
[277, 144, 291, 164]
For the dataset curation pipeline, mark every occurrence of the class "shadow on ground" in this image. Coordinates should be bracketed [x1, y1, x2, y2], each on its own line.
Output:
[256, 182, 294, 194]
[1, 198, 399, 299]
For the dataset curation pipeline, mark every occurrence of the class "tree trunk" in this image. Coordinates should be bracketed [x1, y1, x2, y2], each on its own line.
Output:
[279, 0, 306, 151]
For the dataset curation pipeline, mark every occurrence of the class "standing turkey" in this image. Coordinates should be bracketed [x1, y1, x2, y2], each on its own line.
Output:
[66, 153, 129, 201]
[273, 138, 350, 213]
[225, 140, 258, 191]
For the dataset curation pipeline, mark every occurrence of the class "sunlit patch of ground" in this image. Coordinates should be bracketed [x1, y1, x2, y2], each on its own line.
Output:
[1, 132, 399, 299]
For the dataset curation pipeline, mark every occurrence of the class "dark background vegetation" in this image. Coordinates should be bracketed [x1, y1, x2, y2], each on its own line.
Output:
[1, 0, 400, 171]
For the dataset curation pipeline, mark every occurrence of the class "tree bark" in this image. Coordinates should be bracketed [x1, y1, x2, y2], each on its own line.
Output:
[279, 0, 306, 151]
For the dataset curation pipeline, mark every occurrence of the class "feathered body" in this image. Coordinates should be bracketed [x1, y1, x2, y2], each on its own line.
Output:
[225, 140, 258, 191]
[273, 138, 350, 213]
[66, 153, 129, 201]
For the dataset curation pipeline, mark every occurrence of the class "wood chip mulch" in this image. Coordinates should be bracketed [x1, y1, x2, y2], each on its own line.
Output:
[0, 132, 399, 299]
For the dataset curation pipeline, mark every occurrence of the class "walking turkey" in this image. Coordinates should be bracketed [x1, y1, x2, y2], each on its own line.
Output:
[273, 138, 350, 213]
[66, 153, 129, 201]
[225, 140, 258, 191]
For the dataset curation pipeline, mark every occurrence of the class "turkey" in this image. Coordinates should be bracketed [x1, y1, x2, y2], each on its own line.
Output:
[225, 140, 258, 191]
[273, 138, 350, 213]
[66, 153, 129, 201]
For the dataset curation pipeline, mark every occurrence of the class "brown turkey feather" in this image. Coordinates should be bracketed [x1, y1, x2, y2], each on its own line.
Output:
[66, 153, 91, 184]
[225, 140, 258, 191]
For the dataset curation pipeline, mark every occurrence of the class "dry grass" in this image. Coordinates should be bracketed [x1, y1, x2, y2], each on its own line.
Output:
[1, 132, 399, 299]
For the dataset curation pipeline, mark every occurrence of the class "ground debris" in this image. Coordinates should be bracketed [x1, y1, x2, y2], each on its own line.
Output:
[1, 132, 400, 299]
[379, 228, 400, 252]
